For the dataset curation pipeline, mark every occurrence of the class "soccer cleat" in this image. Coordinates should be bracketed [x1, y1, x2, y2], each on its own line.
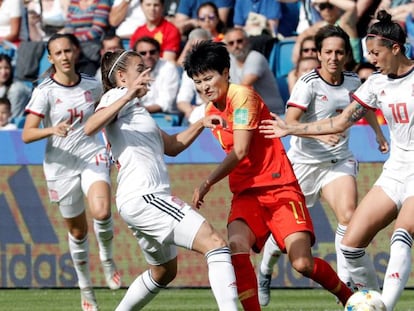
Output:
[80, 287, 99, 311]
[258, 270, 272, 306]
[102, 259, 122, 290]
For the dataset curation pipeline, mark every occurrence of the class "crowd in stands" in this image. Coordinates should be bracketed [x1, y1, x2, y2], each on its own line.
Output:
[2, 0, 413, 130]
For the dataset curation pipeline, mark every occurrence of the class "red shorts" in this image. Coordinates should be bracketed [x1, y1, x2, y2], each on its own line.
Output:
[228, 181, 315, 253]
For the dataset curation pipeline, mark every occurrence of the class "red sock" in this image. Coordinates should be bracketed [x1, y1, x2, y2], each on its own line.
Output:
[231, 253, 261, 311]
[310, 257, 352, 305]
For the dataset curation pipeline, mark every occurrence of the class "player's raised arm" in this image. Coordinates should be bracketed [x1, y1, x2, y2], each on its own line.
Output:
[260, 101, 368, 138]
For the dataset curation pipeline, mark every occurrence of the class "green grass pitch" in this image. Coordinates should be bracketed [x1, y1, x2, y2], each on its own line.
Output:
[1, 288, 413, 310]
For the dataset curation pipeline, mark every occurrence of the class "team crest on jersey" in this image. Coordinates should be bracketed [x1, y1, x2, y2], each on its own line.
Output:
[55, 98, 63, 105]
[154, 32, 163, 45]
[171, 196, 185, 207]
[380, 90, 386, 96]
[234, 108, 248, 125]
[320, 95, 328, 101]
[84, 90, 93, 102]
[49, 189, 59, 201]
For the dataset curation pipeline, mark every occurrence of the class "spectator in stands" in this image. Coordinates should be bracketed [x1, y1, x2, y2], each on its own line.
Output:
[129, 0, 181, 63]
[354, 61, 377, 84]
[26, 0, 69, 42]
[196, 1, 226, 41]
[177, 23, 212, 66]
[108, 0, 146, 39]
[64, 0, 111, 42]
[233, 0, 281, 38]
[174, 0, 234, 35]
[176, 28, 211, 124]
[134, 36, 180, 113]
[95, 34, 123, 82]
[224, 27, 285, 115]
[292, 0, 361, 66]
[63, 0, 112, 75]
[296, 0, 322, 34]
[0, 54, 31, 119]
[278, 0, 300, 38]
[297, 35, 318, 59]
[287, 35, 319, 93]
[0, 0, 25, 46]
[0, 97, 17, 130]
[287, 56, 320, 93]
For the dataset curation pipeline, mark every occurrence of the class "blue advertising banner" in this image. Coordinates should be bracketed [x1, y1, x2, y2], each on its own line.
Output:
[0, 126, 396, 288]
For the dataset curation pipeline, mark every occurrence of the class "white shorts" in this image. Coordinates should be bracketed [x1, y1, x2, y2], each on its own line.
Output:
[119, 192, 205, 266]
[292, 157, 358, 208]
[46, 161, 111, 218]
[375, 164, 414, 211]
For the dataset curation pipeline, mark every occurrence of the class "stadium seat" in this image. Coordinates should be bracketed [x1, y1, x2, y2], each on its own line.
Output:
[0, 40, 17, 64]
[38, 48, 51, 79]
[268, 39, 296, 103]
[152, 113, 182, 127]
[11, 116, 26, 129]
[122, 39, 130, 50]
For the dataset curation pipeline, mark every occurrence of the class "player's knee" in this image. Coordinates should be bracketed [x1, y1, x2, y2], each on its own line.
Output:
[69, 227, 88, 241]
[90, 205, 111, 220]
[228, 236, 250, 253]
[151, 265, 177, 286]
[290, 257, 314, 276]
[209, 231, 227, 248]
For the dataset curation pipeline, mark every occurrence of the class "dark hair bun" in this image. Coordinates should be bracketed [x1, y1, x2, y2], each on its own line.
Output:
[376, 10, 392, 23]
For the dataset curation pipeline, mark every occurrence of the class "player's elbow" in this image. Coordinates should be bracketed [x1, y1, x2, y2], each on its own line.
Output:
[83, 122, 97, 136]
[233, 146, 249, 160]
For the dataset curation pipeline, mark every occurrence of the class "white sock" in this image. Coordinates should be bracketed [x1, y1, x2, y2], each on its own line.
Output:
[260, 235, 282, 275]
[93, 217, 114, 262]
[340, 243, 380, 291]
[335, 224, 352, 284]
[68, 233, 91, 289]
[115, 270, 163, 311]
[382, 228, 412, 311]
[205, 247, 238, 311]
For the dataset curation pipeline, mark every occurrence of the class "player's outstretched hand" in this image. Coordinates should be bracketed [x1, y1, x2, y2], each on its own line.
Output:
[259, 112, 289, 138]
[203, 115, 226, 129]
[125, 68, 153, 100]
[192, 180, 211, 209]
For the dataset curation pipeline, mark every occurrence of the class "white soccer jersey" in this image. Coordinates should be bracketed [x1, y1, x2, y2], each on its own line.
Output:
[353, 69, 414, 153]
[287, 69, 361, 164]
[97, 88, 171, 207]
[25, 74, 106, 179]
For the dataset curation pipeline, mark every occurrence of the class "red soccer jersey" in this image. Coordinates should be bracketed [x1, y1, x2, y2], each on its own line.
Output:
[205, 84, 297, 194]
[129, 18, 181, 56]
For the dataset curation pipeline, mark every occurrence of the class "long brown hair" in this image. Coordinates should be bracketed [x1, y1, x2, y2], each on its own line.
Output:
[101, 49, 142, 93]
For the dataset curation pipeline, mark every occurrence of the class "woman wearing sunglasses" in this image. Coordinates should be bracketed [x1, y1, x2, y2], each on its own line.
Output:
[196, 1, 226, 42]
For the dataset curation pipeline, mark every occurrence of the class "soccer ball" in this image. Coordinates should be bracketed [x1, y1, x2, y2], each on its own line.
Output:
[344, 290, 386, 311]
